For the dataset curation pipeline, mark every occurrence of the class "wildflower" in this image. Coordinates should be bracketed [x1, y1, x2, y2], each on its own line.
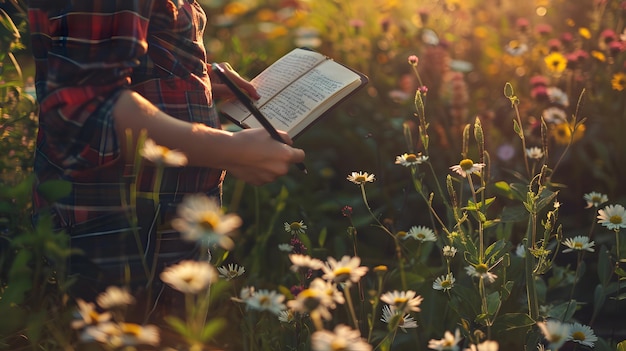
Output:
[465, 341, 499, 351]
[450, 159, 485, 178]
[408, 55, 419, 66]
[396, 230, 410, 240]
[290, 236, 308, 254]
[287, 287, 333, 320]
[380, 290, 423, 314]
[544, 52, 567, 73]
[96, 286, 135, 309]
[278, 243, 294, 252]
[347, 171, 375, 185]
[309, 277, 345, 308]
[551, 121, 585, 145]
[583, 191, 608, 209]
[245, 289, 287, 315]
[537, 319, 571, 350]
[408, 225, 437, 242]
[504, 40, 528, 56]
[433, 273, 455, 291]
[284, 220, 307, 235]
[171, 194, 241, 250]
[217, 263, 246, 280]
[591, 50, 606, 62]
[597, 204, 626, 230]
[278, 309, 295, 323]
[443, 245, 457, 258]
[374, 265, 388, 273]
[160, 260, 217, 294]
[526, 147, 544, 160]
[553, 201, 561, 209]
[611, 72, 626, 91]
[516, 244, 526, 258]
[395, 153, 429, 167]
[568, 322, 597, 348]
[496, 143, 515, 162]
[578, 27, 591, 39]
[562, 236, 595, 253]
[465, 263, 498, 283]
[140, 138, 188, 167]
[380, 305, 418, 332]
[428, 329, 462, 351]
[80, 322, 160, 347]
[311, 324, 372, 351]
[71, 299, 112, 330]
[321, 255, 369, 285]
[546, 87, 569, 107]
[542, 106, 567, 124]
[289, 253, 325, 272]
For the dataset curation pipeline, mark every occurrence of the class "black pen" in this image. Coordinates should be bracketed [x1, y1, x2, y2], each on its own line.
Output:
[211, 63, 307, 174]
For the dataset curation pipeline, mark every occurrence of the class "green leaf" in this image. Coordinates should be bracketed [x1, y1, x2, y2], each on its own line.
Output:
[165, 316, 192, 339]
[503, 82, 515, 99]
[499, 205, 528, 223]
[535, 188, 559, 213]
[598, 245, 612, 286]
[494, 313, 535, 331]
[593, 284, 606, 319]
[200, 318, 226, 342]
[37, 180, 72, 203]
[487, 291, 501, 315]
[318, 227, 328, 247]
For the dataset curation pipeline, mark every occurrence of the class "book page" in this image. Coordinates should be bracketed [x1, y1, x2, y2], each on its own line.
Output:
[245, 59, 361, 136]
[218, 48, 326, 121]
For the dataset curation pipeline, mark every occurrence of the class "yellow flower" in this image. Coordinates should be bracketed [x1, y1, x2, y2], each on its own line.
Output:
[223, 2, 248, 16]
[544, 52, 567, 73]
[551, 121, 585, 145]
[578, 27, 591, 39]
[591, 50, 606, 62]
[611, 72, 626, 91]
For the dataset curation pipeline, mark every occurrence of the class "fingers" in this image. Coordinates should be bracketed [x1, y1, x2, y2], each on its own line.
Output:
[217, 62, 260, 100]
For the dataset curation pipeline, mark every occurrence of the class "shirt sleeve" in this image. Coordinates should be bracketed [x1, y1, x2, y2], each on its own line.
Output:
[28, 1, 157, 177]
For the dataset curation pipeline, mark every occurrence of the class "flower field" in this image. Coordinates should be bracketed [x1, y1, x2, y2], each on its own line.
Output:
[1, 0, 626, 350]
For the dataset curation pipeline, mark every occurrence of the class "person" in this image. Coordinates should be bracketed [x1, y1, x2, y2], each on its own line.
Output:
[26, 0, 305, 317]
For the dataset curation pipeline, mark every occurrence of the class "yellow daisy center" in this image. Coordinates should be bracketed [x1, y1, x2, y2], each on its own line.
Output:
[259, 295, 270, 307]
[290, 222, 303, 231]
[405, 154, 417, 162]
[574, 242, 583, 249]
[121, 323, 142, 336]
[334, 267, 352, 281]
[459, 159, 474, 171]
[199, 212, 220, 230]
[441, 280, 452, 288]
[610, 215, 623, 224]
[355, 175, 366, 183]
[572, 331, 586, 341]
[300, 289, 321, 311]
[396, 231, 407, 238]
[393, 297, 408, 305]
[475, 263, 489, 274]
[331, 339, 348, 351]
[416, 233, 426, 240]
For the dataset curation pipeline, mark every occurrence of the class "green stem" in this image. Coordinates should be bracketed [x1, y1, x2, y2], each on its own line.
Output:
[344, 284, 360, 331]
[524, 216, 539, 320]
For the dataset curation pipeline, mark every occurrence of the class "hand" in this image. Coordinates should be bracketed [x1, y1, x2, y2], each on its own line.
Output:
[210, 62, 261, 101]
[224, 128, 305, 186]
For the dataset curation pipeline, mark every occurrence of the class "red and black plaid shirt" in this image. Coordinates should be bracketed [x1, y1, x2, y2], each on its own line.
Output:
[28, 0, 223, 289]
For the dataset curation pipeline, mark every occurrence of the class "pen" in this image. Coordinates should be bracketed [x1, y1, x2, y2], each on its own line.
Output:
[211, 63, 307, 174]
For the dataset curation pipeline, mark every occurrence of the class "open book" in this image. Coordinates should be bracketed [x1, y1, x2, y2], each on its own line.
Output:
[218, 48, 368, 139]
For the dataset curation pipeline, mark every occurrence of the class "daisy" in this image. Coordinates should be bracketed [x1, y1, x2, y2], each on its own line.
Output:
[96, 286, 135, 309]
[140, 138, 188, 167]
[321, 255, 369, 285]
[427, 329, 462, 351]
[289, 253, 325, 272]
[465, 263, 498, 283]
[443, 245, 457, 258]
[347, 171, 375, 185]
[171, 194, 241, 250]
[395, 153, 429, 167]
[71, 299, 111, 330]
[217, 263, 245, 280]
[245, 289, 287, 315]
[81, 322, 160, 348]
[380, 290, 423, 314]
[544, 52, 567, 73]
[311, 324, 372, 351]
[546, 87, 569, 107]
[541, 107, 567, 124]
[583, 191, 608, 209]
[380, 305, 418, 332]
[525, 147, 544, 160]
[309, 277, 345, 308]
[597, 204, 626, 230]
[396, 230, 411, 240]
[464, 340, 499, 351]
[537, 319, 571, 350]
[160, 260, 217, 294]
[287, 287, 333, 320]
[568, 322, 597, 348]
[612, 72, 626, 91]
[277, 309, 295, 323]
[408, 225, 437, 242]
[562, 235, 595, 253]
[450, 159, 485, 178]
[433, 273, 455, 292]
[284, 220, 307, 235]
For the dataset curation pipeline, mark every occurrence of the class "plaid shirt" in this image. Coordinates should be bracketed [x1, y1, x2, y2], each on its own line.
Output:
[28, 0, 223, 294]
